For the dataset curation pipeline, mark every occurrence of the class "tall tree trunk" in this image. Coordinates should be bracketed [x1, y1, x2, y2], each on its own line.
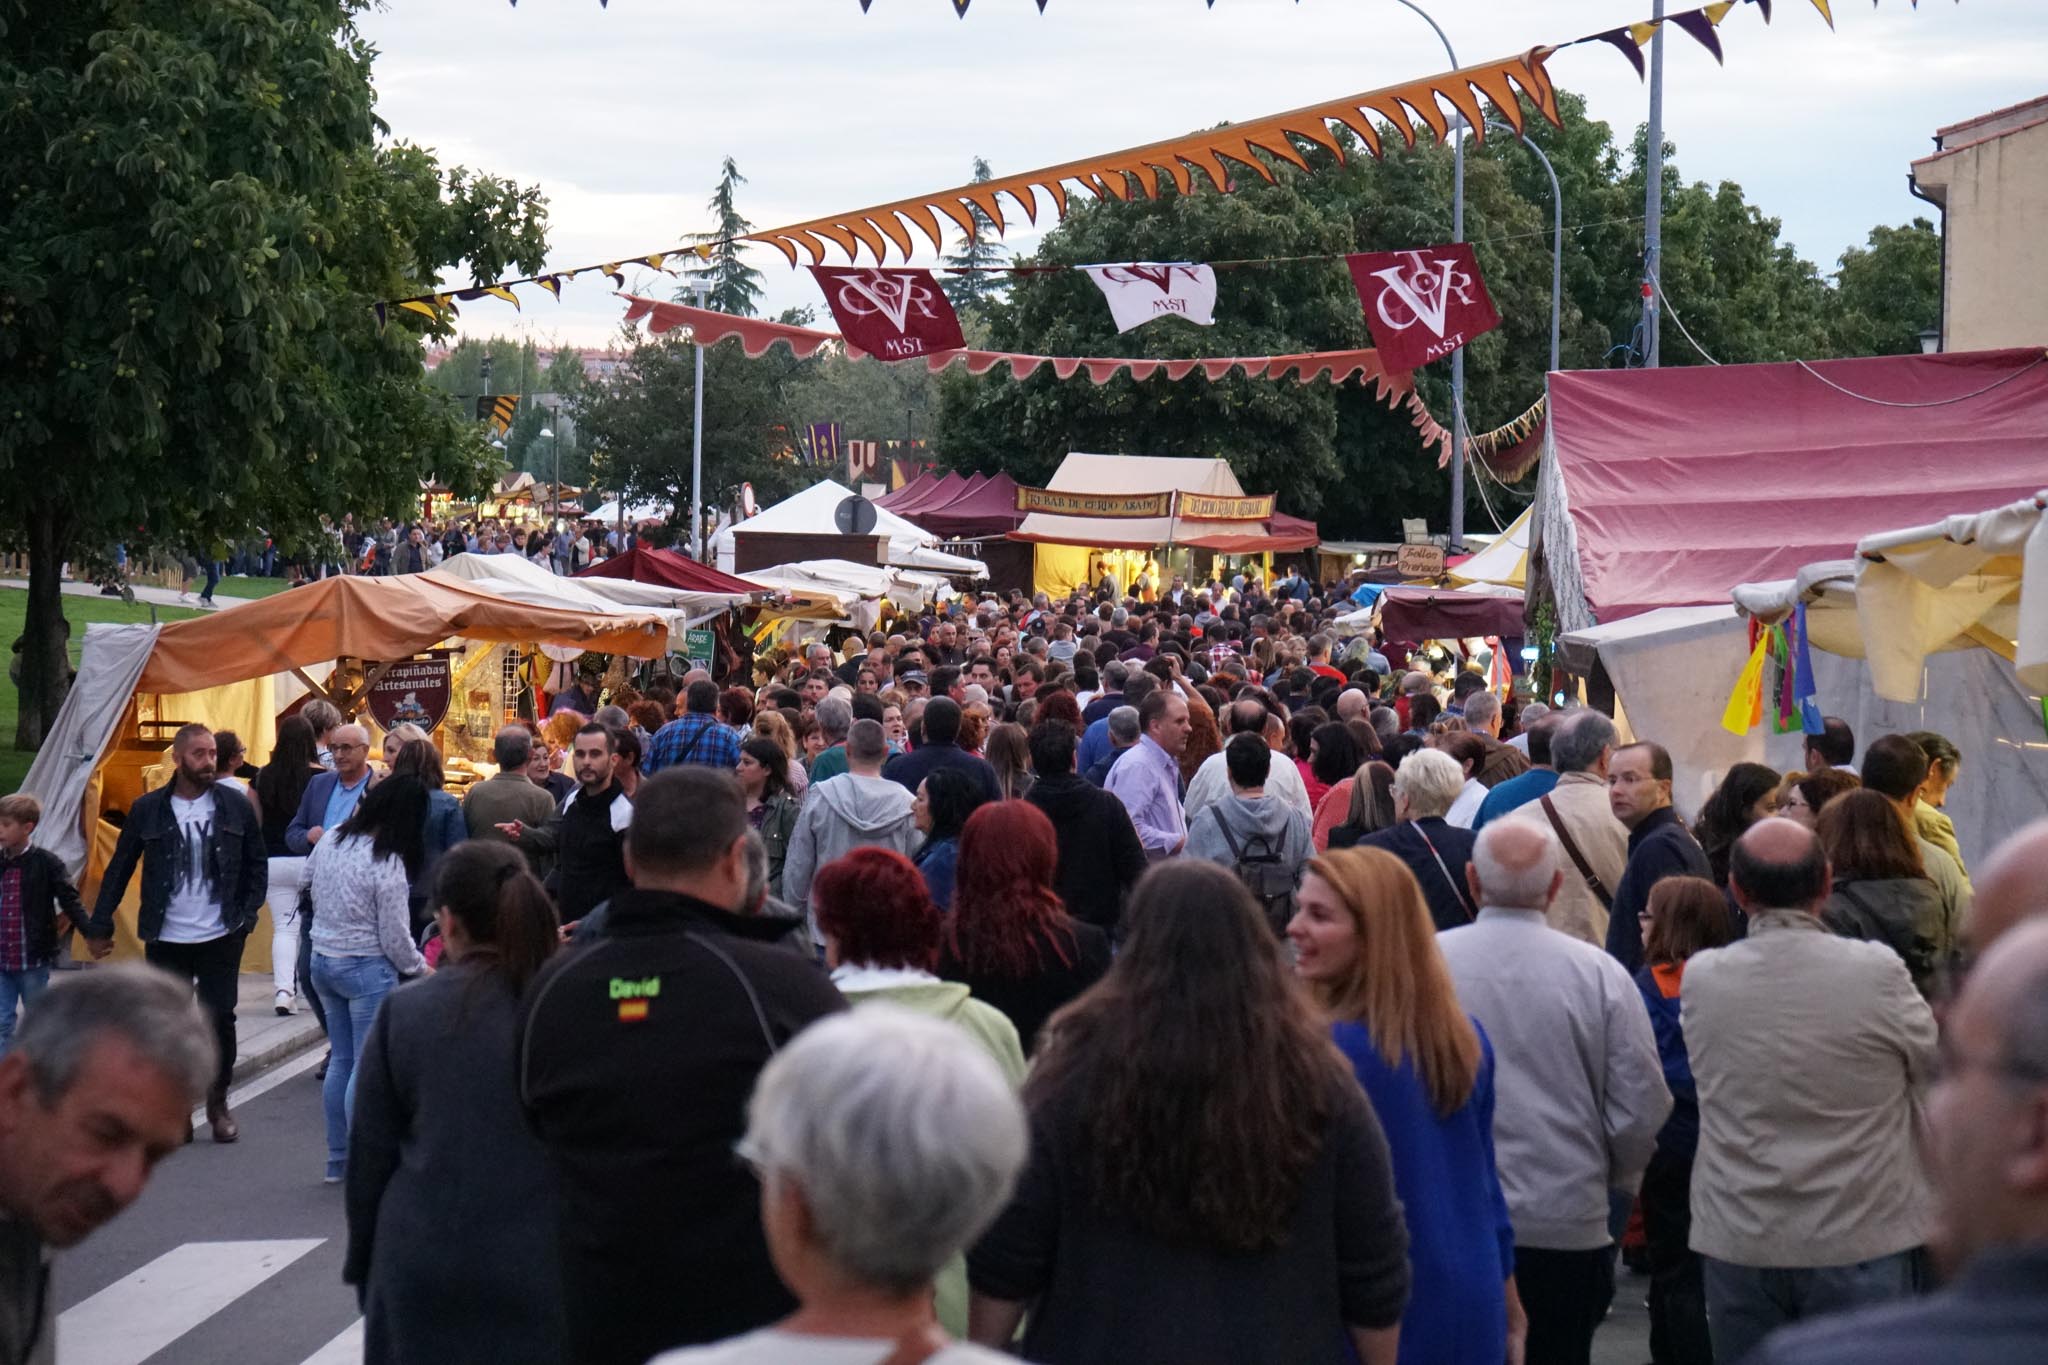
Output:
[16, 499, 75, 753]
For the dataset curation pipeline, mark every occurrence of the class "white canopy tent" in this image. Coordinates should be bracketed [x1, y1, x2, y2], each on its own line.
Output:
[711, 479, 987, 579]
[586, 498, 668, 525]
[429, 550, 746, 626]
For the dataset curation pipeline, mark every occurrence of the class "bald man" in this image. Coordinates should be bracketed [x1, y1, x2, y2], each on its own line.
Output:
[1684, 819, 1938, 1364]
[1439, 820, 1670, 1365]
[1745, 916, 2048, 1363]
[1964, 818, 2048, 956]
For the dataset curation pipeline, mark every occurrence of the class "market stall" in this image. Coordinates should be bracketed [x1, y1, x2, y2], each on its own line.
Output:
[1007, 453, 1313, 596]
[20, 575, 669, 965]
[711, 478, 987, 579]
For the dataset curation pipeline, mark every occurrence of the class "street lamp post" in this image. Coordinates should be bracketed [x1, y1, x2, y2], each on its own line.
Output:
[540, 427, 558, 521]
[1474, 120, 1562, 376]
[1391, 0, 1467, 549]
[690, 280, 709, 560]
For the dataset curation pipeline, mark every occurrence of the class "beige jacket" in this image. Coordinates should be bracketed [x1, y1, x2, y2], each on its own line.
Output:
[1505, 770, 1627, 946]
[1681, 910, 1938, 1268]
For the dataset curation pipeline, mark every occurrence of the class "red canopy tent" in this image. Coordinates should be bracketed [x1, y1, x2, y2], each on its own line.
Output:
[576, 545, 762, 595]
[1185, 511, 1320, 555]
[1539, 347, 2048, 630]
[910, 472, 1027, 538]
[878, 470, 940, 510]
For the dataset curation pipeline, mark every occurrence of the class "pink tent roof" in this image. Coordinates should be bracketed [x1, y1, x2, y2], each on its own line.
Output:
[878, 470, 940, 510]
[1545, 347, 2048, 624]
[885, 471, 968, 517]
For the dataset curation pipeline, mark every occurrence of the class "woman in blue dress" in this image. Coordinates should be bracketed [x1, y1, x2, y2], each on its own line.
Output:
[1290, 846, 1525, 1365]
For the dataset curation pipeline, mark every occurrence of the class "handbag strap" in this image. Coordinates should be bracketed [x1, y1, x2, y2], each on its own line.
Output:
[1411, 821, 1477, 922]
[1540, 794, 1613, 910]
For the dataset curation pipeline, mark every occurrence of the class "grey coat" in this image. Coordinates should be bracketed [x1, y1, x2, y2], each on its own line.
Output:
[344, 961, 565, 1365]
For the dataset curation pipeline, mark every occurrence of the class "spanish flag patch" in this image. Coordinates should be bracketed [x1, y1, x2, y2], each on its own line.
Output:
[618, 999, 650, 1023]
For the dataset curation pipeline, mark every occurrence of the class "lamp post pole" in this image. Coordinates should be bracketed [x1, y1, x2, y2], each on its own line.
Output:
[690, 280, 708, 559]
[1642, 0, 1666, 367]
[1391, 0, 1466, 548]
[1474, 121, 1562, 376]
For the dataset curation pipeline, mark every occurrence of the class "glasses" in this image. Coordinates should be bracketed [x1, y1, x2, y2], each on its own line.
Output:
[330, 743, 367, 753]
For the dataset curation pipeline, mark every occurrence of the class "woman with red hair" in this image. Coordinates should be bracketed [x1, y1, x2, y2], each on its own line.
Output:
[937, 801, 1111, 1053]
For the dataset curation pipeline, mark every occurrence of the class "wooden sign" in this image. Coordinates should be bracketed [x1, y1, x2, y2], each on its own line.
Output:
[365, 656, 453, 733]
[1396, 542, 1446, 578]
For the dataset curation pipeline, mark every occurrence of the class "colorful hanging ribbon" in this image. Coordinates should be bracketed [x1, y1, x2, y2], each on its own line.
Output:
[1720, 618, 1772, 735]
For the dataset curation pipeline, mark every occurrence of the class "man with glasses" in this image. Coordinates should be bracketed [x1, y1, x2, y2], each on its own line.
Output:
[286, 723, 375, 853]
[1744, 914, 2048, 1362]
[1681, 818, 1938, 1363]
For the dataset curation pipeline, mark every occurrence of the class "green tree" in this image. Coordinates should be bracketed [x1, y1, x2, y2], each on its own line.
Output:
[685, 156, 764, 317]
[942, 156, 1009, 315]
[1830, 218, 1941, 356]
[574, 315, 819, 545]
[0, 1, 547, 747]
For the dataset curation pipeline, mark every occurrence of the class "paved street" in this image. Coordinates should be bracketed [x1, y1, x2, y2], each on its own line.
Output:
[44, 1032, 1654, 1364]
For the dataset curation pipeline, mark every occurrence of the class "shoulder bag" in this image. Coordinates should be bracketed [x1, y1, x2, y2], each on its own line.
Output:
[1539, 794, 1613, 910]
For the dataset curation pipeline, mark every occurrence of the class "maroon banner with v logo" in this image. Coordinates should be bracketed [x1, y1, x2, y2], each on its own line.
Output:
[809, 267, 966, 360]
[1344, 244, 1500, 371]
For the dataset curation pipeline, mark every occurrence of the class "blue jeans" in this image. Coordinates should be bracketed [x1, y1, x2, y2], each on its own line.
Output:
[310, 952, 398, 1175]
[0, 965, 51, 1055]
[1703, 1249, 1925, 1363]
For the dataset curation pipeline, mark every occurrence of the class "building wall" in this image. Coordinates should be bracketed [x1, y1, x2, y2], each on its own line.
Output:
[1914, 111, 2048, 351]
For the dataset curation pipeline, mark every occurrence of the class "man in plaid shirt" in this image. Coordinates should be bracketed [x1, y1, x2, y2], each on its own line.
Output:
[645, 679, 742, 774]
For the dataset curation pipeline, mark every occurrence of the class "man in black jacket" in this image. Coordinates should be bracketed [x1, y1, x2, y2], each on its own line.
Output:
[500, 722, 630, 930]
[519, 767, 845, 1365]
[881, 697, 1000, 803]
[1605, 742, 1713, 971]
[1025, 720, 1147, 940]
[87, 724, 267, 1141]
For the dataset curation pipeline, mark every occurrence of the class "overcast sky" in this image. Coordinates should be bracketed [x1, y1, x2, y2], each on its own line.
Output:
[358, 0, 2048, 350]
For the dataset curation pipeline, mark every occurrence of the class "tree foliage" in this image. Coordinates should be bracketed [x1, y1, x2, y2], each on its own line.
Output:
[942, 156, 1009, 315]
[0, 0, 548, 746]
[685, 156, 764, 317]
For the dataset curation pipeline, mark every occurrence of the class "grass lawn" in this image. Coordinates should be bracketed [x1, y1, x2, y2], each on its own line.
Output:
[0, 588, 204, 793]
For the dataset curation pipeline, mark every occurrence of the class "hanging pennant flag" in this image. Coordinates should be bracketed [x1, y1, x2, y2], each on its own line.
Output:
[535, 275, 562, 299]
[809, 266, 966, 360]
[1080, 263, 1220, 333]
[1594, 25, 1654, 78]
[1720, 627, 1772, 735]
[1670, 8, 1727, 63]
[1809, 0, 1834, 27]
[477, 394, 520, 435]
[1792, 601, 1824, 734]
[1344, 244, 1501, 371]
[803, 421, 843, 468]
[850, 438, 883, 483]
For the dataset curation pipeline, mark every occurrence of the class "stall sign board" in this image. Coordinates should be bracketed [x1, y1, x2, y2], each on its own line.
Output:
[366, 657, 452, 733]
[684, 627, 716, 670]
[1397, 543, 1447, 579]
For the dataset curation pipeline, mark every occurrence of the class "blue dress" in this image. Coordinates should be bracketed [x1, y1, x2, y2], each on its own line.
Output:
[1331, 1018, 1515, 1365]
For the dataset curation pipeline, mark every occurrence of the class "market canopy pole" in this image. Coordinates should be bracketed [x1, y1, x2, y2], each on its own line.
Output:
[1642, 0, 1667, 367]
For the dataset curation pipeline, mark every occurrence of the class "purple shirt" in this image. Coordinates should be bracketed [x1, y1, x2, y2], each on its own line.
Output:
[1103, 734, 1186, 858]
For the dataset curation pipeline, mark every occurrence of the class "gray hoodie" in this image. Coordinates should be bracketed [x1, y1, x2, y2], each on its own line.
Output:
[781, 772, 920, 914]
[1186, 792, 1313, 879]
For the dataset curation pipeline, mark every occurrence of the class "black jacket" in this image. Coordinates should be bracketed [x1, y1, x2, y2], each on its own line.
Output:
[527, 783, 630, 926]
[1359, 819, 1477, 932]
[1026, 773, 1148, 939]
[1605, 807, 1713, 971]
[90, 781, 267, 943]
[518, 889, 846, 1365]
[938, 918, 1112, 1053]
[881, 740, 1001, 804]
[0, 846, 89, 964]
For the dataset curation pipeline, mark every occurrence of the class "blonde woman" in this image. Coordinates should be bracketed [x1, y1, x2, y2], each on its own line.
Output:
[1288, 847, 1524, 1365]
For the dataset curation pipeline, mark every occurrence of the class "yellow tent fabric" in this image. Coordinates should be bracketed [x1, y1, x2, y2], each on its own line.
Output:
[1448, 505, 1531, 590]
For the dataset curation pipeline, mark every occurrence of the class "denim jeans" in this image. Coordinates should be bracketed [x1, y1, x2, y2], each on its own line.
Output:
[310, 951, 398, 1175]
[0, 965, 51, 1055]
[1703, 1248, 1925, 1364]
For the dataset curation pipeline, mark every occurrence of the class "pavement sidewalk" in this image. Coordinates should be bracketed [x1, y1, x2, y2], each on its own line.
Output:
[231, 972, 325, 1080]
[0, 577, 256, 610]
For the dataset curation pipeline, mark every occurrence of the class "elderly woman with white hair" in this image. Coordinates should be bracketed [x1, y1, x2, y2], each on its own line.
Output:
[651, 1006, 1027, 1365]
[1353, 748, 1481, 931]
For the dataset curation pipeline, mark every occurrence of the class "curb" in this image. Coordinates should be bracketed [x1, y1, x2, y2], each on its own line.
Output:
[231, 1020, 325, 1085]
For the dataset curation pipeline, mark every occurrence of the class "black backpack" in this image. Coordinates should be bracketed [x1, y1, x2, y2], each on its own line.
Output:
[1218, 821, 1298, 937]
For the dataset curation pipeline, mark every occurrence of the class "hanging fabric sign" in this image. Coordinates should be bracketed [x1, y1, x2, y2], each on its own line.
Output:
[1344, 244, 1502, 370]
[808, 267, 965, 359]
[1177, 492, 1276, 521]
[1015, 487, 1175, 518]
[1080, 263, 1219, 333]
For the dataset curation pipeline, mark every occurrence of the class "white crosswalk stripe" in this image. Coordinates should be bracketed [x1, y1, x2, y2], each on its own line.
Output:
[298, 1316, 365, 1365]
[55, 1239, 325, 1365]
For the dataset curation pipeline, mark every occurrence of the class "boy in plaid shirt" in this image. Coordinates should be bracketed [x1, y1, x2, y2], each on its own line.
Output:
[0, 794, 92, 1056]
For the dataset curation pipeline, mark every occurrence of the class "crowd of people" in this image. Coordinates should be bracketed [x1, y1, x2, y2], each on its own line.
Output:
[2, 567, 2046, 1365]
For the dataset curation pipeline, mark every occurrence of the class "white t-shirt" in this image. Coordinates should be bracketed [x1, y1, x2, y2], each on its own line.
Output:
[159, 790, 227, 944]
[651, 1330, 1011, 1365]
